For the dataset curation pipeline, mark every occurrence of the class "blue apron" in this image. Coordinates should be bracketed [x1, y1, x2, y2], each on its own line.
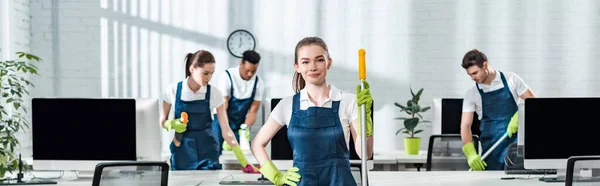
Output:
[476, 72, 518, 170]
[212, 70, 258, 154]
[287, 93, 355, 186]
[170, 82, 220, 170]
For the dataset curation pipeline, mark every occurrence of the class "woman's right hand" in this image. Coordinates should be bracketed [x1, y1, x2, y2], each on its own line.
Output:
[260, 160, 301, 186]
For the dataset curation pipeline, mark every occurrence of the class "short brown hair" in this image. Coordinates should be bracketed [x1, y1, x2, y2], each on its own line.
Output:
[461, 49, 488, 69]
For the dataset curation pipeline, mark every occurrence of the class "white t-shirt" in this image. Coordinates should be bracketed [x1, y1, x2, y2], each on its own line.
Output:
[216, 66, 264, 101]
[162, 78, 225, 109]
[270, 84, 358, 148]
[462, 70, 530, 120]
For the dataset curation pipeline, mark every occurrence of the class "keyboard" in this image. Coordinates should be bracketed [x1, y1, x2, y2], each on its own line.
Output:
[505, 169, 557, 175]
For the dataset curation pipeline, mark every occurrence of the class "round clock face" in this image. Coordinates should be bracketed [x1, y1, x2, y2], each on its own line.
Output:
[227, 29, 256, 58]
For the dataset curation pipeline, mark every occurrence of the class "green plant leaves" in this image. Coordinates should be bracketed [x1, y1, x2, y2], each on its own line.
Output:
[404, 118, 419, 130]
[394, 102, 406, 110]
[413, 88, 423, 104]
[395, 128, 412, 136]
[0, 51, 41, 175]
[394, 87, 430, 137]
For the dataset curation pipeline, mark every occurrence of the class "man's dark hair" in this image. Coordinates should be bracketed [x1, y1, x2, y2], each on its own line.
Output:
[242, 50, 261, 64]
[461, 49, 488, 69]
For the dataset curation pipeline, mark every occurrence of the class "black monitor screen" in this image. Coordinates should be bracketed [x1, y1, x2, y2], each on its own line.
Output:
[524, 98, 600, 159]
[441, 98, 481, 137]
[270, 98, 374, 160]
[270, 98, 292, 160]
[32, 98, 137, 161]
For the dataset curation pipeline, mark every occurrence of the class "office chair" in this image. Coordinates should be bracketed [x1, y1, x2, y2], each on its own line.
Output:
[426, 134, 480, 171]
[91, 161, 169, 186]
[565, 156, 600, 186]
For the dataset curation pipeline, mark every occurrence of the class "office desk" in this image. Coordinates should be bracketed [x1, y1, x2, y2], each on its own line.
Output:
[386, 150, 428, 171]
[19, 170, 585, 186]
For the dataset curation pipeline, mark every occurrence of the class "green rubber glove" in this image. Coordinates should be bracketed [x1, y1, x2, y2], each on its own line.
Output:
[507, 112, 518, 138]
[259, 160, 301, 186]
[462, 142, 486, 171]
[239, 127, 250, 141]
[356, 79, 373, 136]
[223, 140, 232, 151]
[232, 146, 253, 167]
[163, 119, 187, 133]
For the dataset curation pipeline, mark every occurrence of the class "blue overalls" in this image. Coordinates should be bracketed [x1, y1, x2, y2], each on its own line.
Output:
[287, 93, 355, 185]
[476, 71, 518, 170]
[170, 82, 220, 170]
[212, 70, 258, 155]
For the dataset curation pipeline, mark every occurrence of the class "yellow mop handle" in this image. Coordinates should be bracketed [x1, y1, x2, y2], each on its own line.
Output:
[359, 49, 366, 80]
[358, 48, 368, 186]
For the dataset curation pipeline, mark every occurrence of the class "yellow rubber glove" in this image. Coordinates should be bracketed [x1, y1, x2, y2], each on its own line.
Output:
[239, 127, 250, 141]
[507, 112, 518, 138]
[259, 160, 301, 186]
[232, 146, 260, 173]
[356, 79, 373, 136]
[462, 142, 486, 171]
[223, 140, 232, 151]
[163, 119, 186, 133]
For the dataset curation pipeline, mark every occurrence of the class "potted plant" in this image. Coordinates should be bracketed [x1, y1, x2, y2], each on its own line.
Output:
[394, 87, 430, 155]
[0, 51, 41, 178]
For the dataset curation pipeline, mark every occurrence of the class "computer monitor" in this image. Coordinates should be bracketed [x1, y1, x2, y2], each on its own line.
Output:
[523, 97, 600, 180]
[32, 98, 161, 172]
[269, 98, 374, 169]
[432, 98, 481, 136]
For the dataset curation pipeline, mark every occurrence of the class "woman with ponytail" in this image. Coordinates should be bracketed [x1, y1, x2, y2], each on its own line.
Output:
[251, 37, 374, 185]
[159, 50, 258, 172]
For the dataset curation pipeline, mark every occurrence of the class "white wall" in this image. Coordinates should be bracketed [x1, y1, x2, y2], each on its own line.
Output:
[22, 0, 600, 157]
[2, 0, 33, 158]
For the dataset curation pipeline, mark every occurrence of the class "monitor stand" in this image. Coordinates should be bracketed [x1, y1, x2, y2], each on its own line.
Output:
[539, 169, 567, 182]
[540, 169, 600, 183]
[70, 170, 94, 181]
[219, 175, 272, 185]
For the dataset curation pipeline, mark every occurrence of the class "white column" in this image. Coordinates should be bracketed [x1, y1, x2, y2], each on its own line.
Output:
[1, 0, 11, 60]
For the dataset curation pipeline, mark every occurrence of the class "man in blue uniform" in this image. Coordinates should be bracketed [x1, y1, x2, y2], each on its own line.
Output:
[213, 50, 264, 155]
[459, 49, 536, 170]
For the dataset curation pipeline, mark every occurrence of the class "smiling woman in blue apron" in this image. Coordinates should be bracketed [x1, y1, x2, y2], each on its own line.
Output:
[251, 37, 374, 186]
[160, 50, 255, 171]
[459, 49, 536, 171]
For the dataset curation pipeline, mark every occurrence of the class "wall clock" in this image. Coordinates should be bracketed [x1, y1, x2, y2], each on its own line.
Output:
[227, 29, 256, 58]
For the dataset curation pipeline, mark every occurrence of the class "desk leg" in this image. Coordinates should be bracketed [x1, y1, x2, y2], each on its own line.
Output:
[414, 163, 423, 171]
[396, 163, 406, 171]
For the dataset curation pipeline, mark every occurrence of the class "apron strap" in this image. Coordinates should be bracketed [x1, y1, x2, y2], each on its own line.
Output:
[498, 72, 517, 104]
[205, 85, 211, 107]
[250, 76, 259, 99]
[289, 93, 301, 128]
[475, 81, 484, 95]
[499, 72, 509, 89]
[174, 81, 183, 118]
[225, 70, 234, 97]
